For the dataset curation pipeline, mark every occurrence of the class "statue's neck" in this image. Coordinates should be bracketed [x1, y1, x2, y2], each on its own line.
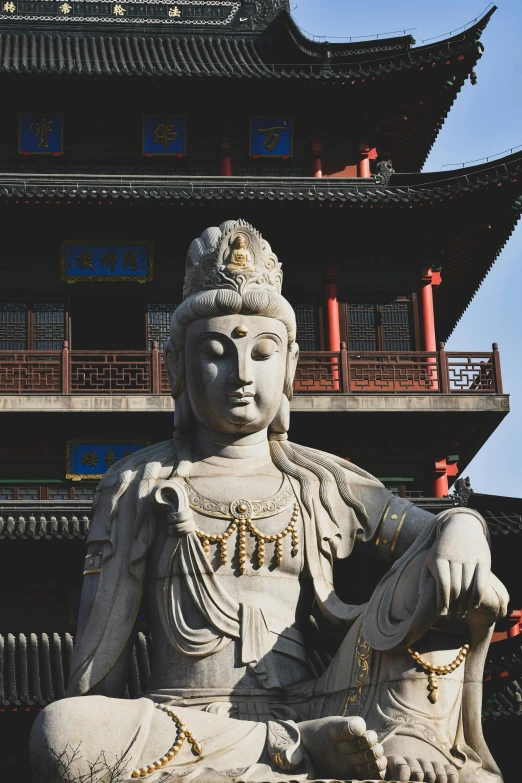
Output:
[193, 426, 271, 465]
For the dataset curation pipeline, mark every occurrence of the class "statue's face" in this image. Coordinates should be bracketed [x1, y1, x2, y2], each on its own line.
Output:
[184, 315, 289, 434]
[235, 235, 246, 249]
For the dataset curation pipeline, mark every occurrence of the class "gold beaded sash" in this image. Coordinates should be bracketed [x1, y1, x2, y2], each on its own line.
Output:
[183, 474, 299, 573]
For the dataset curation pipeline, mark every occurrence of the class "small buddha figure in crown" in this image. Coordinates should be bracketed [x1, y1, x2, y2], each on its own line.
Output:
[31, 220, 508, 783]
[226, 233, 255, 273]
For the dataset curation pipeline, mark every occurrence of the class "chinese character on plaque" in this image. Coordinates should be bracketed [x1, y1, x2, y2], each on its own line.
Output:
[250, 117, 293, 158]
[67, 442, 148, 480]
[61, 241, 153, 283]
[142, 115, 186, 156]
[18, 114, 63, 155]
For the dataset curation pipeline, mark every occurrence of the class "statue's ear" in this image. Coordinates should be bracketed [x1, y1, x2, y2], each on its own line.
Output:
[164, 339, 184, 399]
[284, 342, 299, 401]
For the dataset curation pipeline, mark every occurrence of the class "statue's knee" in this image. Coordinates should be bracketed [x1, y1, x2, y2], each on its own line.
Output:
[30, 696, 139, 783]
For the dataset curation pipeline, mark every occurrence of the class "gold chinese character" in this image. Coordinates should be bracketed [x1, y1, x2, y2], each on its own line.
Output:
[59, 2, 71, 13]
[76, 251, 94, 271]
[121, 449, 134, 458]
[3, 2, 16, 12]
[113, 3, 125, 14]
[103, 449, 117, 468]
[100, 250, 118, 272]
[152, 120, 178, 151]
[168, 5, 181, 16]
[81, 452, 98, 468]
[29, 118, 53, 149]
[123, 250, 139, 271]
[256, 124, 287, 153]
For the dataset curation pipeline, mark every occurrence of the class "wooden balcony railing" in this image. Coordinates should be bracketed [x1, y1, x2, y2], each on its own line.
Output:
[0, 342, 503, 395]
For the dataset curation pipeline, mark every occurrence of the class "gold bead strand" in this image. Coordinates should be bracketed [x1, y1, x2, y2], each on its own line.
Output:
[130, 704, 202, 778]
[290, 503, 299, 556]
[408, 643, 469, 704]
[275, 534, 284, 567]
[238, 519, 247, 574]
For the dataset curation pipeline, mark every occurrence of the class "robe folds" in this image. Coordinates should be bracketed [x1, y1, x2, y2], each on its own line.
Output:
[61, 439, 505, 783]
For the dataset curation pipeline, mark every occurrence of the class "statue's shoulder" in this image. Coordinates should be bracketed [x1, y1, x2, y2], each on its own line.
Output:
[286, 441, 382, 487]
[97, 439, 180, 492]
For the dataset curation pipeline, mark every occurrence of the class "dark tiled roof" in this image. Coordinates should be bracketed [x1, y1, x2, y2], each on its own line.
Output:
[0, 631, 151, 707]
[0, 503, 90, 538]
[0, 152, 520, 339]
[0, 8, 490, 79]
[468, 493, 522, 536]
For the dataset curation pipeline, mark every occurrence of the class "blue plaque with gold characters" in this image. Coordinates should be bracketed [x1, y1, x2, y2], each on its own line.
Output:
[142, 115, 186, 156]
[61, 241, 153, 283]
[66, 441, 148, 481]
[250, 117, 293, 158]
[18, 114, 63, 155]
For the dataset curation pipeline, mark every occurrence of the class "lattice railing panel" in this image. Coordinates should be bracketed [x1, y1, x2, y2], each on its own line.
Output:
[70, 352, 151, 393]
[349, 354, 440, 393]
[0, 352, 61, 392]
[294, 353, 340, 392]
[446, 355, 496, 392]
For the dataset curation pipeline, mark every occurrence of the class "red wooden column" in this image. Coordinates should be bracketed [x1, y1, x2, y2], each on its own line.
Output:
[220, 135, 232, 176]
[421, 267, 442, 390]
[325, 265, 341, 390]
[433, 457, 459, 498]
[312, 138, 322, 178]
[508, 610, 522, 638]
[358, 143, 377, 178]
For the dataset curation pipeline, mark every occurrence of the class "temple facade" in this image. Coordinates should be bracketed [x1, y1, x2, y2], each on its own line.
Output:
[0, 1, 520, 779]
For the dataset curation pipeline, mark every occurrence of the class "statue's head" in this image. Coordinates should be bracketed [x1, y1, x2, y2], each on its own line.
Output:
[234, 234, 247, 250]
[165, 220, 298, 438]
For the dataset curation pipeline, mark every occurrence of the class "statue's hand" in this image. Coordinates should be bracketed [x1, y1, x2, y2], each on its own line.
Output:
[426, 513, 494, 619]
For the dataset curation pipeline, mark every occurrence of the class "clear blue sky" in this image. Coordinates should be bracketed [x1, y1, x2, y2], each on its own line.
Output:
[291, 0, 522, 497]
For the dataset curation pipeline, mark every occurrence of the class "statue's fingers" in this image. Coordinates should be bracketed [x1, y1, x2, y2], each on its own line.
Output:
[434, 558, 451, 615]
[445, 764, 459, 783]
[433, 762, 448, 783]
[470, 562, 489, 609]
[342, 744, 383, 765]
[449, 561, 462, 607]
[336, 716, 366, 740]
[386, 755, 411, 783]
[421, 759, 436, 783]
[457, 562, 475, 618]
[404, 756, 424, 782]
[355, 729, 378, 750]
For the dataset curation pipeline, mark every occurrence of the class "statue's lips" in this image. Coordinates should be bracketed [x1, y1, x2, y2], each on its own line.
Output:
[228, 392, 255, 404]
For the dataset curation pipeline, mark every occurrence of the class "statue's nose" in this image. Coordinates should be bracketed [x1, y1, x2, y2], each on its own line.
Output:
[228, 355, 253, 386]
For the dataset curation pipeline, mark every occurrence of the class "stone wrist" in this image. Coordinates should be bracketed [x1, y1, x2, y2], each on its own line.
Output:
[436, 507, 489, 539]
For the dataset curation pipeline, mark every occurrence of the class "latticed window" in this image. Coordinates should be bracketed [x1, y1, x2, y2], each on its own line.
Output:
[347, 300, 412, 352]
[294, 304, 318, 351]
[0, 302, 66, 350]
[33, 303, 66, 350]
[147, 302, 178, 350]
[0, 303, 27, 349]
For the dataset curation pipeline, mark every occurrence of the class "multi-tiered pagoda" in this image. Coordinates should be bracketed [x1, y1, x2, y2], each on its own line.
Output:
[0, 1, 520, 779]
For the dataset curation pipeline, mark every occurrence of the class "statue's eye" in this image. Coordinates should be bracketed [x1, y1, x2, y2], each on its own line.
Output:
[251, 338, 278, 360]
[201, 339, 225, 358]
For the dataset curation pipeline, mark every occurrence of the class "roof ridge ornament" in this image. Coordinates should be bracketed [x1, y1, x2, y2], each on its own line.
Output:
[183, 219, 282, 300]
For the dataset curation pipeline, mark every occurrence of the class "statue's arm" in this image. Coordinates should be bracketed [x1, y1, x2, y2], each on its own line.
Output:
[72, 547, 135, 697]
[366, 491, 488, 563]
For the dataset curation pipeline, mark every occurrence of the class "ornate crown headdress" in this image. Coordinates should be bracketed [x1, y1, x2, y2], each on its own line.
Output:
[183, 219, 282, 300]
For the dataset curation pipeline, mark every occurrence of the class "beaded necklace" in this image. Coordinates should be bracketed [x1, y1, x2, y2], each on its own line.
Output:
[184, 474, 299, 573]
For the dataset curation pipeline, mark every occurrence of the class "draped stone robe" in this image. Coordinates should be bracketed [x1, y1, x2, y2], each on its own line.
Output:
[60, 439, 504, 782]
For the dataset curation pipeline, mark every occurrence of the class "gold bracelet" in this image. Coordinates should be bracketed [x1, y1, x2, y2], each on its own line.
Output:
[408, 643, 469, 704]
[130, 703, 202, 778]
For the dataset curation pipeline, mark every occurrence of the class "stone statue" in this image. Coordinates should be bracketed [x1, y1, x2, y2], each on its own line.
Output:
[31, 220, 508, 783]
[225, 233, 255, 273]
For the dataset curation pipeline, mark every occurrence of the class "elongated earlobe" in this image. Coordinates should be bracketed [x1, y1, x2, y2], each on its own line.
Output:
[174, 387, 195, 435]
[284, 343, 299, 401]
[165, 340, 184, 399]
[269, 394, 290, 439]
